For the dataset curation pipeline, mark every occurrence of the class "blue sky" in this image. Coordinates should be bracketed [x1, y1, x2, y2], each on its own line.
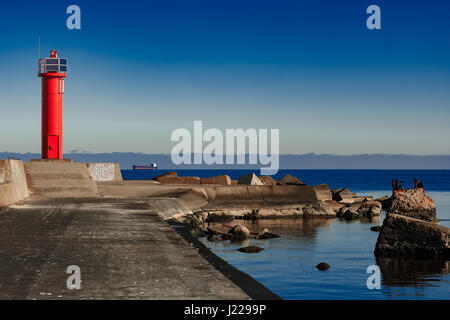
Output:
[0, 0, 449, 154]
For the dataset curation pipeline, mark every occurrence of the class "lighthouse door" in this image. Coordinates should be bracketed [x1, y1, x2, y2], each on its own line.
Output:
[47, 135, 59, 159]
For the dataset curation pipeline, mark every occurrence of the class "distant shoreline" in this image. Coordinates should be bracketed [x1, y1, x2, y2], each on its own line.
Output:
[2, 153, 450, 170]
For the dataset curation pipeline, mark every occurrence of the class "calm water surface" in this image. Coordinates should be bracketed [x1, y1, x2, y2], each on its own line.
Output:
[200, 190, 450, 300]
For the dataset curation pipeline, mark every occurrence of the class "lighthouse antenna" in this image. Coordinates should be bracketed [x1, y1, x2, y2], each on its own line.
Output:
[38, 35, 40, 59]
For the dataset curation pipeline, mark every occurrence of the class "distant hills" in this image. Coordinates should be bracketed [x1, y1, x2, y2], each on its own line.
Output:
[2, 152, 450, 170]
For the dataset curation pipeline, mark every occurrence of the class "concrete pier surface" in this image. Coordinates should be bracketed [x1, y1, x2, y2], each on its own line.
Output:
[0, 197, 277, 300]
[0, 159, 331, 300]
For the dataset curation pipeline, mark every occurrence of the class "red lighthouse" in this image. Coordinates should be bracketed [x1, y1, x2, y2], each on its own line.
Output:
[38, 49, 68, 159]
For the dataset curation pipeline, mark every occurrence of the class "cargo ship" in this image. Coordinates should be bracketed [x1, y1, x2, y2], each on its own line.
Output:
[132, 163, 157, 170]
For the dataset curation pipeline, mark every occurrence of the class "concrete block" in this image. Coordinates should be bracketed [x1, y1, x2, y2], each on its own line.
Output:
[157, 176, 201, 184]
[333, 188, 354, 204]
[237, 174, 263, 185]
[200, 175, 231, 185]
[259, 176, 278, 185]
[313, 183, 333, 201]
[279, 174, 305, 185]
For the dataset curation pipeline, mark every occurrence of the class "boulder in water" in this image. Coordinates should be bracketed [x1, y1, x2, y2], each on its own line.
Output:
[237, 246, 264, 253]
[316, 262, 330, 271]
[229, 224, 250, 239]
[256, 228, 280, 239]
[374, 213, 450, 259]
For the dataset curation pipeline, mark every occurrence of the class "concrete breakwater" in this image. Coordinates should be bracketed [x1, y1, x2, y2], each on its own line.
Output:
[1, 159, 386, 222]
[0, 159, 281, 299]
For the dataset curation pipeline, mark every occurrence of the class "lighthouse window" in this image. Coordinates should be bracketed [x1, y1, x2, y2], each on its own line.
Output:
[60, 66, 67, 72]
[46, 65, 59, 72]
[46, 59, 59, 65]
[60, 59, 67, 65]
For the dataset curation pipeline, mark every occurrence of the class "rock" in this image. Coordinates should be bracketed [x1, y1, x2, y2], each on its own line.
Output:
[374, 214, 450, 259]
[259, 175, 278, 186]
[313, 184, 333, 201]
[337, 206, 348, 218]
[221, 234, 233, 240]
[237, 173, 263, 185]
[229, 224, 250, 239]
[243, 209, 260, 220]
[279, 174, 306, 185]
[358, 200, 382, 217]
[237, 246, 264, 253]
[353, 196, 374, 203]
[316, 262, 330, 271]
[342, 208, 360, 220]
[325, 200, 345, 213]
[339, 203, 362, 219]
[303, 201, 336, 217]
[388, 189, 437, 222]
[370, 226, 382, 232]
[207, 234, 221, 242]
[189, 226, 208, 237]
[256, 228, 280, 239]
[348, 202, 363, 213]
[333, 188, 354, 204]
[200, 175, 232, 185]
[375, 195, 392, 210]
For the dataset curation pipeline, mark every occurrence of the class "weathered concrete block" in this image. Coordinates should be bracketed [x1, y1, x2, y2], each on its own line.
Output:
[325, 200, 345, 213]
[237, 173, 263, 185]
[358, 200, 382, 217]
[259, 175, 278, 186]
[200, 175, 231, 185]
[279, 174, 305, 185]
[157, 176, 201, 184]
[375, 214, 450, 259]
[313, 184, 333, 201]
[375, 195, 392, 210]
[388, 189, 437, 222]
[24, 161, 98, 198]
[153, 171, 177, 181]
[333, 188, 354, 204]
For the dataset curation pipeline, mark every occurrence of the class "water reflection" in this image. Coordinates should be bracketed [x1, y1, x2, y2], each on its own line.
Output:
[205, 218, 336, 239]
[377, 257, 450, 287]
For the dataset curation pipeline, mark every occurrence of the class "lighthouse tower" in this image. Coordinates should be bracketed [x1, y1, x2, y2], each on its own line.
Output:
[38, 49, 68, 159]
